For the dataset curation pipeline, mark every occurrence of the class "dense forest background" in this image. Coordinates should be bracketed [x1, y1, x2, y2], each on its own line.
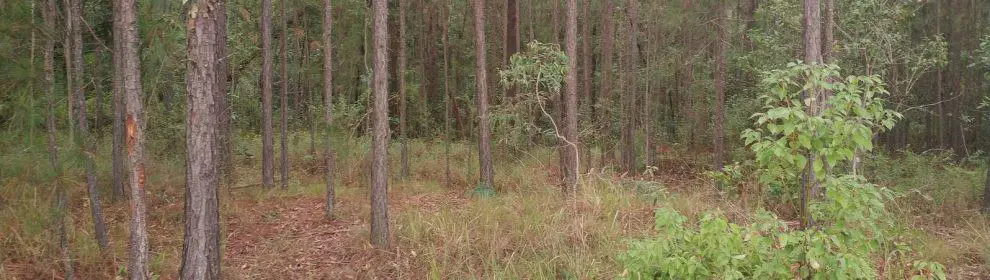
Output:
[0, 0, 989, 279]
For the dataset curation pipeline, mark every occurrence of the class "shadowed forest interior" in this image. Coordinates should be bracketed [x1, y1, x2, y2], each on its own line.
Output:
[1, 0, 990, 279]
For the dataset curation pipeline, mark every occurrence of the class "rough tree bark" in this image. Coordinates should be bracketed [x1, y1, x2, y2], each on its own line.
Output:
[63, 0, 74, 139]
[280, 0, 290, 190]
[118, 0, 150, 277]
[43, 0, 74, 277]
[370, 0, 391, 249]
[399, 0, 409, 179]
[69, 0, 110, 250]
[714, 1, 727, 176]
[111, 0, 127, 201]
[802, 0, 823, 229]
[443, 8, 453, 188]
[563, 0, 580, 193]
[475, 0, 495, 190]
[620, 0, 637, 173]
[581, 0, 592, 171]
[215, 0, 232, 187]
[180, 0, 223, 277]
[323, 0, 336, 217]
[822, 0, 835, 64]
[261, 0, 276, 189]
[599, 0, 614, 166]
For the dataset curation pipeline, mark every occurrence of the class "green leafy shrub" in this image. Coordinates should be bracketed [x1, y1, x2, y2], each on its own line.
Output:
[621, 63, 944, 279]
[620, 176, 945, 280]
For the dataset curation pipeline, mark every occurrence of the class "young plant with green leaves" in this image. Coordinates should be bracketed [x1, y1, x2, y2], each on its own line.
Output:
[620, 63, 944, 280]
[741, 63, 900, 198]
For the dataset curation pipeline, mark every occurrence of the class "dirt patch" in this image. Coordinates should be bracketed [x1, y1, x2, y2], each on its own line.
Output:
[224, 197, 401, 279]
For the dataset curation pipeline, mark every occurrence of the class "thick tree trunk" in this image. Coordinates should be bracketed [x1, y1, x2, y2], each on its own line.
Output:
[370, 0, 391, 249]
[399, 0, 409, 179]
[323, 0, 336, 218]
[44, 0, 73, 277]
[280, 0, 290, 189]
[118, 0, 150, 277]
[69, 0, 110, 250]
[713, 1, 727, 175]
[620, 0, 637, 173]
[181, 1, 223, 277]
[802, 0, 823, 229]
[563, 0, 579, 193]
[216, 0, 232, 187]
[261, 0, 276, 188]
[599, 0, 614, 166]
[475, 0, 495, 190]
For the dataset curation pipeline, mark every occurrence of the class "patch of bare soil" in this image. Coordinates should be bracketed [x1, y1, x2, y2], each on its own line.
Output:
[225, 197, 389, 279]
[223, 190, 466, 279]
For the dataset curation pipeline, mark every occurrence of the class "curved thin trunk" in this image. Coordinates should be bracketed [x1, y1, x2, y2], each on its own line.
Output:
[69, 0, 110, 249]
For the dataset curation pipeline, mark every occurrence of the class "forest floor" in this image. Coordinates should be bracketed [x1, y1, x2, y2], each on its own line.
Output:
[1, 137, 989, 279]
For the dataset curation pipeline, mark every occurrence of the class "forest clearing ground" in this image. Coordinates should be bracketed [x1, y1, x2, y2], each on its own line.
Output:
[1, 141, 989, 279]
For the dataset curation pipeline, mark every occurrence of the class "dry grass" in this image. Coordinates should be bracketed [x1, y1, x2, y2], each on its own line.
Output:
[1, 134, 988, 279]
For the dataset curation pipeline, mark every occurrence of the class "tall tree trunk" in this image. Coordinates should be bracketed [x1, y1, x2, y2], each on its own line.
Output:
[112, 0, 127, 201]
[802, 0, 823, 229]
[69, 0, 110, 250]
[216, 0, 232, 187]
[679, 0, 696, 149]
[323, 0, 336, 217]
[563, 0, 579, 193]
[118, 0, 150, 277]
[370, 0, 391, 249]
[399, 0, 409, 179]
[181, 1, 223, 277]
[713, 1, 727, 176]
[443, 8, 452, 188]
[280, 0, 290, 189]
[475, 0, 495, 190]
[44, 0, 74, 277]
[935, 1, 946, 150]
[599, 0, 614, 166]
[620, 0, 637, 173]
[581, 0, 592, 171]
[261, 0, 276, 188]
[822, 0, 835, 64]
[505, 0, 519, 101]
[551, 0, 560, 44]
[63, 0, 74, 140]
